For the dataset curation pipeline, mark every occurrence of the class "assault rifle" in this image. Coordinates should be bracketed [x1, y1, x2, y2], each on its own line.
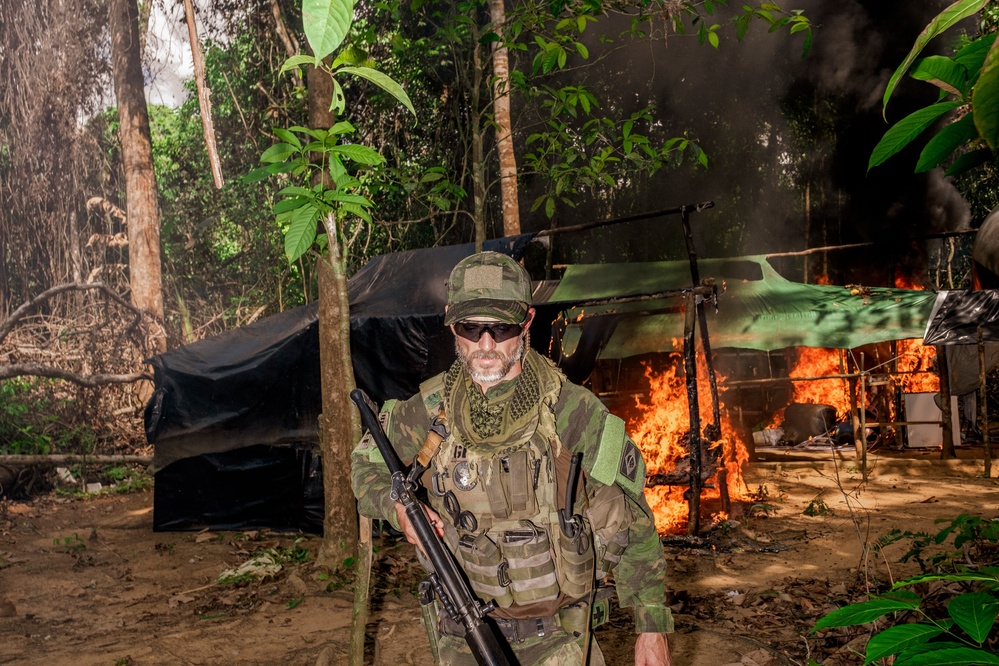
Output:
[349, 389, 513, 666]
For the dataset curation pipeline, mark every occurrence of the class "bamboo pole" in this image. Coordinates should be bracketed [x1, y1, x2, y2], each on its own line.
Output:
[859, 352, 868, 480]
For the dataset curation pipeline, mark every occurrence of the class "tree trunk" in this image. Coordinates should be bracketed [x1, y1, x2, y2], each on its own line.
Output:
[470, 19, 487, 251]
[109, 0, 165, 354]
[308, 67, 360, 566]
[489, 0, 520, 237]
[316, 244, 361, 566]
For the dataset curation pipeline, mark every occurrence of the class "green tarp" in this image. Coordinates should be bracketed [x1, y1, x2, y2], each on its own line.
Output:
[548, 256, 937, 359]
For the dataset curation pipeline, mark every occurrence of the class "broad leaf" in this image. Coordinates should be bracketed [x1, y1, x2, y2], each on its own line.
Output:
[273, 197, 309, 214]
[973, 37, 999, 152]
[813, 595, 921, 631]
[893, 641, 990, 666]
[909, 56, 968, 96]
[331, 144, 385, 165]
[260, 143, 299, 164]
[302, 0, 354, 61]
[945, 147, 993, 176]
[863, 624, 943, 664]
[955, 33, 998, 85]
[284, 203, 320, 262]
[272, 128, 302, 149]
[280, 54, 320, 75]
[895, 645, 999, 666]
[916, 113, 977, 172]
[947, 591, 999, 643]
[337, 66, 416, 118]
[882, 0, 988, 116]
[869, 101, 962, 171]
[896, 571, 999, 588]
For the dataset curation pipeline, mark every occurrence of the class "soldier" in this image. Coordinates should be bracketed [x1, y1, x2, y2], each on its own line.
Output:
[351, 251, 673, 665]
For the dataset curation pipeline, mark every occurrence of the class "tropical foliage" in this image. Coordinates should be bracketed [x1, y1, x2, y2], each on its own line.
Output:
[812, 514, 999, 665]
[869, 0, 999, 176]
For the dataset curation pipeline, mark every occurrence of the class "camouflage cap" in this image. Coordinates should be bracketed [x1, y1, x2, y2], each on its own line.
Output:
[444, 252, 532, 325]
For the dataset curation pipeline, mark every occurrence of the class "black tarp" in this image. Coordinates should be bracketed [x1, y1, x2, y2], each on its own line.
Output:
[923, 290, 999, 345]
[146, 237, 536, 531]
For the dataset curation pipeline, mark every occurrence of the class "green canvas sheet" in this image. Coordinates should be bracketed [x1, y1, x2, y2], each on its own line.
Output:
[548, 256, 937, 359]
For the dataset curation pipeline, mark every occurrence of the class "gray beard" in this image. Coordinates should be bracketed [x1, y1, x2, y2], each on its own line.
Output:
[455, 336, 525, 385]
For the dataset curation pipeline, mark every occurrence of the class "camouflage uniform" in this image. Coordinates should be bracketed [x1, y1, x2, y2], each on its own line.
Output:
[351, 352, 672, 663]
[350, 252, 672, 665]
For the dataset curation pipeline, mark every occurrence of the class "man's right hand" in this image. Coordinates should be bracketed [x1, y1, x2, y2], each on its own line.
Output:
[394, 502, 446, 555]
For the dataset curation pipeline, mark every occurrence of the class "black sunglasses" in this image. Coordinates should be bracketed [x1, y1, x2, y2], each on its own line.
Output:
[454, 321, 524, 343]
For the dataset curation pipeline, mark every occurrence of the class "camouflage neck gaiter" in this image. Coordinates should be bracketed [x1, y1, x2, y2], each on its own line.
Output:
[445, 349, 564, 450]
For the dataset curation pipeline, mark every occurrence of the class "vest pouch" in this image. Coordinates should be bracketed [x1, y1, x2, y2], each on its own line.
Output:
[555, 524, 595, 600]
[456, 533, 513, 608]
[503, 450, 535, 515]
[500, 526, 559, 604]
[587, 483, 631, 579]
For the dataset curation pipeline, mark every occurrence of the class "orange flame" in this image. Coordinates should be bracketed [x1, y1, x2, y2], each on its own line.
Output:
[626, 351, 750, 535]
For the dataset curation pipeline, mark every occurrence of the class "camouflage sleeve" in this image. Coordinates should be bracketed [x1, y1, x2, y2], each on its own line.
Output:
[556, 383, 673, 635]
[350, 391, 431, 530]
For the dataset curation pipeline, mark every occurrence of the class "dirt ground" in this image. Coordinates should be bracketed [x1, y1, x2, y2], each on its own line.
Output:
[2, 449, 997, 666]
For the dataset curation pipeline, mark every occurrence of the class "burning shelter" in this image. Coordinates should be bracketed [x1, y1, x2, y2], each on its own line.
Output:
[145, 239, 982, 536]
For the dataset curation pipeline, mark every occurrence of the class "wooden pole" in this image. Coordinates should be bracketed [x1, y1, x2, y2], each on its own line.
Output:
[937, 346, 956, 459]
[980, 327, 991, 478]
[859, 352, 868, 481]
[843, 350, 862, 458]
[683, 292, 702, 536]
[349, 515, 372, 666]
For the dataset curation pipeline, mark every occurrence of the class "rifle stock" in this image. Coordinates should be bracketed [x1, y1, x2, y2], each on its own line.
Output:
[349, 389, 512, 666]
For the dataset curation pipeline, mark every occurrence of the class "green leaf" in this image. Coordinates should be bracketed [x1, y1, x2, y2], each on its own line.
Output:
[868, 101, 962, 171]
[896, 571, 999, 588]
[707, 31, 719, 49]
[896, 646, 999, 666]
[303, 0, 355, 61]
[284, 203, 320, 262]
[947, 591, 999, 643]
[260, 143, 299, 164]
[331, 144, 385, 165]
[272, 128, 302, 149]
[973, 37, 999, 152]
[916, 113, 978, 172]
[863, 624, 944, 664]
[813, 595, 922, 631]
[882, 0, 988, 116]
[279, 54, 320, 75]
[337, 66, 417, 118]
[329, 121, 356, 136]
[910, 56, 969, 96]
[945, 147, 993, 176]
[273, 197, 309, 214]
[955, 33, 998, 85]
[331, 45, 371, 68]
[330, 78, 345, 115]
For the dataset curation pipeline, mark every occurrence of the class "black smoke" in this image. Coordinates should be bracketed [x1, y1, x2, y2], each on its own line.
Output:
[529, 1, 975, 283]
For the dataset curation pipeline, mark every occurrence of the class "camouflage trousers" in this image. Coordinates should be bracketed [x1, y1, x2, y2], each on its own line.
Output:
[434, 629, 606, 666]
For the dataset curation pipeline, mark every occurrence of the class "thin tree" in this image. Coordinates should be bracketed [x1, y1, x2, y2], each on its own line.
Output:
[109, 0, 166, 354]
[489, 0, 521, 237]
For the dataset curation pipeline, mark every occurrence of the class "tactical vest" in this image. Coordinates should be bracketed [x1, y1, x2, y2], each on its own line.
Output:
[417, 372, 595, 613]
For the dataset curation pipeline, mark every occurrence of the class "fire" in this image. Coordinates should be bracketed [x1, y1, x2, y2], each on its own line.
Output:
[893, 273, 939, 394]
[627, 351, 750, 535]
[896, 339, 938, 393]
[783, 347, 852, 419]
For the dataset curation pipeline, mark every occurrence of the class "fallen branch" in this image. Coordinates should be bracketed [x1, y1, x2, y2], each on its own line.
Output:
[0, 363, 151, 386]
[0, 454, 152, 465]
[0, 282, 141, 345]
